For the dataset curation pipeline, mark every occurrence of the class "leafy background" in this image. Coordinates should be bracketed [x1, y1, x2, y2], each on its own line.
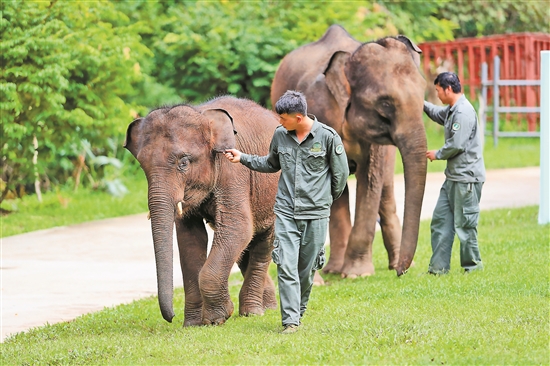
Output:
[1, 0, 548, 201]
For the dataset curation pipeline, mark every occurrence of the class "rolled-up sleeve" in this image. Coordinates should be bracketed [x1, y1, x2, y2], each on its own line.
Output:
[424, 101, 448, 126]
[328, 134, 349, 200]
[240, 137, 280, 173]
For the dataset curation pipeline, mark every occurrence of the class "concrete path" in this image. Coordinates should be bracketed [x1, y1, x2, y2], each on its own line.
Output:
[1, 167, 540, 341]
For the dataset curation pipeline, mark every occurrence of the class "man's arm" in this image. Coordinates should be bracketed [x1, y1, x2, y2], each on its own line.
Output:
[328, 134, 349, 200]
[225, 135, 280, 173]
[423, 101, 447, 125]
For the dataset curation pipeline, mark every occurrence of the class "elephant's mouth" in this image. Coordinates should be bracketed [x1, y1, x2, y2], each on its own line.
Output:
[348, 160, 358, 175]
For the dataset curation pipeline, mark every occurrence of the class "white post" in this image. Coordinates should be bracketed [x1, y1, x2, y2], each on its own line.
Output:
[493, 56, 500, 147]
[539, 51, 550, 225]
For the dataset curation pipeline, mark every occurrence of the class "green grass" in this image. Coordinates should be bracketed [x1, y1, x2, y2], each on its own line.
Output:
[2, 206, 548, 364]
[0, 171, 148, 238]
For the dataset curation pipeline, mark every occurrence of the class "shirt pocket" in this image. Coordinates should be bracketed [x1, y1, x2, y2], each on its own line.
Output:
[304, 150, 326, 173]
[277, 147, 293, 170]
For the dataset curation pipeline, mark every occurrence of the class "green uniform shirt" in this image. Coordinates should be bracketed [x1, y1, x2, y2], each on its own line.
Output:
[240, 117, 349, 219]
[424, 96, 486, 183]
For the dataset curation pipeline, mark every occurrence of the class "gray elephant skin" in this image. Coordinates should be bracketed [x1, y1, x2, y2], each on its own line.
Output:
[271, 25, 427, 276]
[124, 96, 279, 326]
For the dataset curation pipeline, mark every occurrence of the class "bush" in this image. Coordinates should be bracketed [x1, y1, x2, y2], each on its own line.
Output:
[0, 0, 151, 201]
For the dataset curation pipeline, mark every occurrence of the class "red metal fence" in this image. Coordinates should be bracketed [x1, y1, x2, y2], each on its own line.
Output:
[418, 33, 550, 131]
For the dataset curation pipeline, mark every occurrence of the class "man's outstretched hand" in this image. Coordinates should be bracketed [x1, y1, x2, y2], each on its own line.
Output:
[224, 148, 241, 163]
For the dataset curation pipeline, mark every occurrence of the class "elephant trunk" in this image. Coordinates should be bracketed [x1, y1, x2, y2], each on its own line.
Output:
[395, 132, 427, 276]
[148, 180, 177, 322]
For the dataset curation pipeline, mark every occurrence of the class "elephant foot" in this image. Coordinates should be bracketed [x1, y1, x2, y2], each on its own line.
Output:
[201, 300, 234, 326]
[183, 318, 203, 327]
[340, 260, 375, 278]
[183, 306, 203, 327]
[389, 259, 415, 270]
[313, 271, 325, 286]
[322, 259, 343, 275]
[240, 305, 265, 317]
[263, 294, 278, 310]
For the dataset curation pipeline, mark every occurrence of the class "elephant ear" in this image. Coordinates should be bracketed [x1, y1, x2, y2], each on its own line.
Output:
[396, 35, 422, 68]
[202, 108, 237, 152]
[123, 117, 144, 158]
[324, 51, 352, 111]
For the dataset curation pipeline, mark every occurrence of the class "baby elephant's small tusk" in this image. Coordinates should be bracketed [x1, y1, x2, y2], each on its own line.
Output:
[177, 201, 184, 216]
[147, 212, 150, 220]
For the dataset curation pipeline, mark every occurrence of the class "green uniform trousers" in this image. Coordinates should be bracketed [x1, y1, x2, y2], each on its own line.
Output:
[429, 180, 484, 274]
[271, 212, 327, 326]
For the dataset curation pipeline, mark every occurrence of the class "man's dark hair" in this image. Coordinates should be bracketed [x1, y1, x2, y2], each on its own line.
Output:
[434, 72, 462, 93]
[275, 90, 307, 115]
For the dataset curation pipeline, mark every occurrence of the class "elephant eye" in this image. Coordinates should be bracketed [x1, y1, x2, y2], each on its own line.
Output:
[377, 99, 395, 119]
[177, 156, 190, 171]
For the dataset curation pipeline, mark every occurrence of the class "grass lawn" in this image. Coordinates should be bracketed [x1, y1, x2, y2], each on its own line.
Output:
[1, 206, 548, 364]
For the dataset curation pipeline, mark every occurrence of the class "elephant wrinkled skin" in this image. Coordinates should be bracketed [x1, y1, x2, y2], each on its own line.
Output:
[271, 25, 427, 277]
[124, 96, 279, 326]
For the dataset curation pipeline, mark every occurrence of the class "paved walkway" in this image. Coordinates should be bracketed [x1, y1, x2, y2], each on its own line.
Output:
[1, 167, 541, 341]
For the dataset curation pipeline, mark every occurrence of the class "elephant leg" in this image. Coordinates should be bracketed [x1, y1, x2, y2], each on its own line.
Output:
[341, 144, 385, 278]
[379, 146, 401, 270]
[175, 216, 208, 327]
[263, 271, 278, 310]
[239, 228, 277, 316]
[322, 184, 352, 275]
[200, 213, 253, 325]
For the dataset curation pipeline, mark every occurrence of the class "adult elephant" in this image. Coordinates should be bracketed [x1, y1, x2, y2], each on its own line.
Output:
[271, 25, 427, 277]
[124, 96, 279, 325]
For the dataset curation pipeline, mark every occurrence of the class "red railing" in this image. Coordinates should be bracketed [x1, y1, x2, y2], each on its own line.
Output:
[418, 33, 550, 131]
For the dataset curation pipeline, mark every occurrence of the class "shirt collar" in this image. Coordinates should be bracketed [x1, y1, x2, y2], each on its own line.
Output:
[282, 114, 320, 137]
[309, 114, 320, 137]
[449, 94, 466, 113]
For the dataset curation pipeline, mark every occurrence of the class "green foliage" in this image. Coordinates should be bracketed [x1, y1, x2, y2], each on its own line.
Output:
[118, 1, 410, 107]
[437, 0, 550, 37]
[2, 206, 548, 364]
[379, 0, 457, 42]
[1, 0, 544, 203]
[0, 0, 151, 200]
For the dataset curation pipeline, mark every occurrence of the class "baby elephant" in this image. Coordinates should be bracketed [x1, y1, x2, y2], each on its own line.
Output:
[124, 96, 280, 326]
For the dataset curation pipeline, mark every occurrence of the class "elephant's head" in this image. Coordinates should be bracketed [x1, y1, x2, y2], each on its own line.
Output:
[325, 36, 427, 275]
[123, 105, 236, 321]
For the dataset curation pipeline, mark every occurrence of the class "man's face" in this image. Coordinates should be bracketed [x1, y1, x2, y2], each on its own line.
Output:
[279, 113, 301, 131]
[435, 84, 452, 105]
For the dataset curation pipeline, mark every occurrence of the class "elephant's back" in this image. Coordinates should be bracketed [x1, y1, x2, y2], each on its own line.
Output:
[271, 25, 361, 105]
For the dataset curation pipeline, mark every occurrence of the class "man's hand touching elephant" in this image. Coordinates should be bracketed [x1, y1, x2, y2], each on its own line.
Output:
[224, 148, 242, 163]
[426, 150, 437, 162]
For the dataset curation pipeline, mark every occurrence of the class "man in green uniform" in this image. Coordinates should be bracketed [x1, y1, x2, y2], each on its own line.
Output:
[224, 90, 349, 333]
[424, 72, 486, 274]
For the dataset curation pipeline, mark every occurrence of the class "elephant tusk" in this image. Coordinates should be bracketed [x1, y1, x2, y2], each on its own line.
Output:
[177, 201, 183, 217]
[147, 211, 150, 220]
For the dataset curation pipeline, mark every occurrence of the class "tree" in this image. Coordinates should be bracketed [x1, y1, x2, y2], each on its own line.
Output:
[437, 0, 550, 38]
[116, 1, 456, 108]
[1, 0, 151, 201]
